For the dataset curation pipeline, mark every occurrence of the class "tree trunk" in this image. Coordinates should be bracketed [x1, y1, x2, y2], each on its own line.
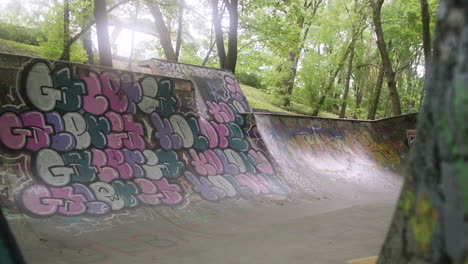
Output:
[147, 0, 177, 61]
[212, 0, 227, 68]
[420, 0, 432, 70]
[175, 0, 184, 60]
[367, 61, 384, 120]
[339, 42, 355, 118]
[224, 0, 238, 73]
[419, 0, 432, 106]
[82, 0, 94, 64]
[377, 1, 468, 263]
[94, 0, 113, 67]
[281, 51, 300, 107]
[372, 0, 402, 116]
[312, 41, 353, 116]
[83, 34, 94, 64]
[61, 0, 70, 61]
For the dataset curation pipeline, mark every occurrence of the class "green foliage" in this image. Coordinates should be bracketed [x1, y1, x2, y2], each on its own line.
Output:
[37, 2, 87, 63]
[0, 39, 42, 57]
[0, 0, 438, 119]
[235, 72, 265, 89]
[0, 21, 45, 46]
[241, 83, 337, 117]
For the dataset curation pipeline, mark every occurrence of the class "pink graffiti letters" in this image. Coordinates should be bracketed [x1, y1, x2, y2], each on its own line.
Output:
[106, 112, 146, 150]
[80, 71, 110, 115]
[0, 111, 53, 151]
[100, 71, 129, 113]
[207, 101, 235, 124]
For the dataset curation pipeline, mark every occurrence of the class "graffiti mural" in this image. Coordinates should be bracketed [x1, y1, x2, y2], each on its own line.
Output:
[139, 59, 250, 117]
[0, 57, 289, 218]
[255, 114, 417, 175]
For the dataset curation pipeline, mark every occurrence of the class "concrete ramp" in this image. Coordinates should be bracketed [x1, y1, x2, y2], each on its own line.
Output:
[0, 54, 417, 264]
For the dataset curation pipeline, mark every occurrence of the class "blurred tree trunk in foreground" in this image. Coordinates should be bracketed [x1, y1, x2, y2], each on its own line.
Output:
[377, 1, 468, 263]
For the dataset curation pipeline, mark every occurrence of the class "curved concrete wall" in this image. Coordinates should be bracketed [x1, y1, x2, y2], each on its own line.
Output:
[0, 53, 289, 220]
[0, 53, 417, 263]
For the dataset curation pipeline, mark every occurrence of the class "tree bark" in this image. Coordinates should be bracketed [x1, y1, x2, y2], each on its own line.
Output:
[339, 42, 355, 118]
[420, 0, 432, 70]
[83, 34, 94, 64]
[367, 61, 384, 120]
[61, 0, 70, 61]
[147, 0, 177, 61]
[419, 0, 432, 106]
[175, 0, 184, 60]
[377, 1, 468, 263]
[212, 0, 227, 68]
[82, 0, 94, 64]
[224, 0, 238, 73]
[210, 0, 239, 73]
[281, 51, 300, 107]
[372, 0, 402, 116]
[94, 0, 113, 67]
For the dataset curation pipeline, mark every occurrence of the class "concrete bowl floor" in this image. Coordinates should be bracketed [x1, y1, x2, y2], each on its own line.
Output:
[8, 192, 399, 264]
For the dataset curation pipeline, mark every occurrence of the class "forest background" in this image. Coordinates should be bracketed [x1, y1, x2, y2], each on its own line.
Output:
[0, 0, 438, 119]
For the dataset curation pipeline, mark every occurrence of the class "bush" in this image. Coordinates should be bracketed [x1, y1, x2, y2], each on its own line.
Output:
[235, 72, 265, 89]
[0, 21, 45, 46]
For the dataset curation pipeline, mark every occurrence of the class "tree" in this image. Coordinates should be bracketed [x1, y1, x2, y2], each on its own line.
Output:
[278, 0, 323, 107]
[58, 0, 132, 62]
[61, 0, 71, 61]
[339, 0, 365, 118]
[311, 40, 353, 116]
[377, 0, 468, 262]
[147, 0, 175, 61]
[419, 0, 432, 71]
[419, 0, 432, 106]
[94, 0, 113, 67]
[339, 42, 355, 118]
[212, 0, 239, 73]
[372, 0, 402, 116]
[367, 61, 384, 120]
[82, 0, 95, 64]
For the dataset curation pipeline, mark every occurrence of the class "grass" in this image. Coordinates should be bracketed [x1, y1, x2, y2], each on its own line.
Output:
[241, 84, 338, 118]
[0, 38, 42, 57]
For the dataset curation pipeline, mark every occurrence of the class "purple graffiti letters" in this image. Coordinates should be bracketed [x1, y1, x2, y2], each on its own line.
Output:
[100, 71, 129, 113]
[184, 171, 225, 201]
[46, 112, 76, 151]
[151, 112, 182, 150]
[121, 73, 143, 114]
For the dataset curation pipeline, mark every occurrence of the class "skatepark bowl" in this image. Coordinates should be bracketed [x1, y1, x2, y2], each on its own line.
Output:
[0, 53, 417, 264]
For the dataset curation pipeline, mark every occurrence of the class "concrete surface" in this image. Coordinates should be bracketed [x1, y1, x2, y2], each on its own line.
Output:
[0, 54, 417, 263]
